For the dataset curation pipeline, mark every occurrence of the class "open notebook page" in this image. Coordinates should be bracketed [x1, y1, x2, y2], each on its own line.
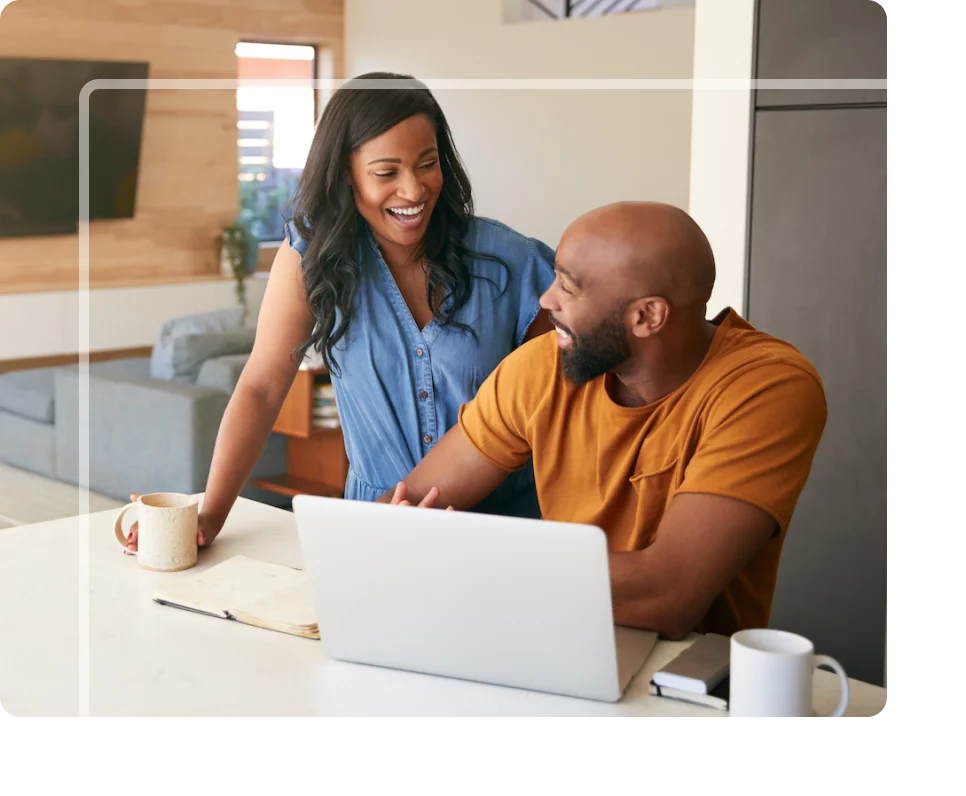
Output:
[153, 555, 308, 619]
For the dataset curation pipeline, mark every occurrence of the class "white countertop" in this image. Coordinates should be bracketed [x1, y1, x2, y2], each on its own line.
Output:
[0, 498, 886, 717]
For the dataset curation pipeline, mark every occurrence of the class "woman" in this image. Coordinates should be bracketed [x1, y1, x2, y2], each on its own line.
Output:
[126, 72, 555, 553]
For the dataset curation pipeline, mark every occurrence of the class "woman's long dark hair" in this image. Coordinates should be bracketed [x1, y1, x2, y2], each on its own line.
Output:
[289, 72, 500, 373]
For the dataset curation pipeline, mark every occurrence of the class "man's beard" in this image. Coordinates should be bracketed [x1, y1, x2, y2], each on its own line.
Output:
[557, 312, 632, 387]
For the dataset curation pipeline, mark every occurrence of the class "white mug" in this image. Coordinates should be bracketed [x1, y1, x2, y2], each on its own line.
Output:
[730, 629, 849, 717]
[114, 492, 198, 572]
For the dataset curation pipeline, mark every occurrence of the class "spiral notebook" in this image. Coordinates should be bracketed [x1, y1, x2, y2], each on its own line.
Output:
[153, 555, 319, 639]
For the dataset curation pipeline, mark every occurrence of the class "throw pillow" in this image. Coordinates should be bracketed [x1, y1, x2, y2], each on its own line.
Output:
[169, 328, 256, 383]
[150, 306, 244, 380]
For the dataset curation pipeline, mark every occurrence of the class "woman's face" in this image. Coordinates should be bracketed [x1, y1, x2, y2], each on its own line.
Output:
[348, 113, 443, 255]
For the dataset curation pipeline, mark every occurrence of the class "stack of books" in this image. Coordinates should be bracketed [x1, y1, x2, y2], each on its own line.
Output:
[648, 633, 731, 710]
[312, 382, 340, 430]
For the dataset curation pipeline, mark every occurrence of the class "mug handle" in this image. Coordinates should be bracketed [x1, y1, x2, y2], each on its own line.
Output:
[114, 502, 138, 550]
[814, 654, 850, 717]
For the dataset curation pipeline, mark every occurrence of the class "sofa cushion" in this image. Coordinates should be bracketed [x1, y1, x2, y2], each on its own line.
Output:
[150, 306, 245, 381]
[89, 357, 152, 380]
[0, 367, 57, 424]
[195, 353, 250, 394]
[169, 328, 256, 384]
[0, 409, 56, 476]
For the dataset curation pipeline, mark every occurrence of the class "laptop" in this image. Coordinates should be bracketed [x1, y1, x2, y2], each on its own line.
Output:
[292, 495, 658, 702]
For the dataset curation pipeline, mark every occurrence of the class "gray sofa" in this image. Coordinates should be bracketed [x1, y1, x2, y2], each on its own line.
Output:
[0, 316, 287, 505]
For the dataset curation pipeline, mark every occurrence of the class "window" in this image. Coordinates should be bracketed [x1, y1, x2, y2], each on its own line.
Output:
[235, 41, 318, 243]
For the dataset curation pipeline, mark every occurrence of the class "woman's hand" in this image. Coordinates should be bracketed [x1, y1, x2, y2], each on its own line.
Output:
[122, 493, 225, 555]
[389, 482, 454, 511]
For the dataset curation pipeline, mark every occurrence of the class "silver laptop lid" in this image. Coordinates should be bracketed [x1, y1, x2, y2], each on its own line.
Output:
[293, 496, 633, 702]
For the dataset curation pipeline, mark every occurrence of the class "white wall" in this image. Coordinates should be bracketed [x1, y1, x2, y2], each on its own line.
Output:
[688, 0, 756, 316]
[345, 0, 695, 248]
[503, 0, 694, 24]
[0, 278, 267, 360]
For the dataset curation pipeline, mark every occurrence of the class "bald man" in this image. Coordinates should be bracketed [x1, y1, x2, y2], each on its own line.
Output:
[378, 202, 827, 639]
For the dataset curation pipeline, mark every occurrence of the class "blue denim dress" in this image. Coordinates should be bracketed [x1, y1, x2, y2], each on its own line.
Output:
[284, 215, 555, 518]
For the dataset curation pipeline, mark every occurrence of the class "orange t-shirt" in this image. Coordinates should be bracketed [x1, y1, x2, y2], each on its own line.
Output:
[458, 308, 827, 635]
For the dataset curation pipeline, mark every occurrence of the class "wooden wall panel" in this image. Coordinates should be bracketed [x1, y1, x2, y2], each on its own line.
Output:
[0, 0, 342, 295]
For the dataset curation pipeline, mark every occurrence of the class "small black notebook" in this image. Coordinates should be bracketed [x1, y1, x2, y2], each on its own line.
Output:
[651, 633, 731, 694]
[649, 677, 729, 711]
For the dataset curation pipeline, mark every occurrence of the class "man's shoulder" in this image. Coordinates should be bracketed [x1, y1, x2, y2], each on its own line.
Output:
[460, 331, 562, 450]
[486, 331, 564, 402]
[712, 311, 825, 395]
[676, 313, 827, 436]
[500, 330, 560, 373]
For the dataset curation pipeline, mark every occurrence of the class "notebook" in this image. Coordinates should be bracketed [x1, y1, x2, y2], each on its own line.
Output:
[651, 633, 730, 694]
[649, 677, 729, 710]
[153, 555, 319, 639]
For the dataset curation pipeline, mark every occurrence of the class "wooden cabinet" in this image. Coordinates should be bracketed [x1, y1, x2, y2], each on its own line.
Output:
[250, 368, 349, 499]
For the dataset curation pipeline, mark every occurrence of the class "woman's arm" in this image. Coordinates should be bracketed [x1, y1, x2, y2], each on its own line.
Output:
[198, 242, 317, 541]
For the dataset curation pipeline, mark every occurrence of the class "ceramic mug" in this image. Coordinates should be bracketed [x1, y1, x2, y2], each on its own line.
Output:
[114, 492, 198, 572]
[730, 628, 849, 717]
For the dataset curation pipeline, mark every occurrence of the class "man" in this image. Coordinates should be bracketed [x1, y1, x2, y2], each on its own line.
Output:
[379, 202, 827, 640]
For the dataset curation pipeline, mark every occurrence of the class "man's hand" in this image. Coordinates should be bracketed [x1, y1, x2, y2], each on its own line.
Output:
[375, 425, 511, 509]
[388, 482, 455, 510]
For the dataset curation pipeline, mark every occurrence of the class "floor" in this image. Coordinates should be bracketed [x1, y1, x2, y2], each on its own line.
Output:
[0, 462, 124, 527]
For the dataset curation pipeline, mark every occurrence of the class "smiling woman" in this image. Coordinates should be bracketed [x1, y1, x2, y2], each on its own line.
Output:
[276, 73, 556, 517]
[288, 75, 481, 364]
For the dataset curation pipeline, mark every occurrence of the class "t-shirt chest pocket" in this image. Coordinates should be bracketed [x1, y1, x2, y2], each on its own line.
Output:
[628, 430, 684, 546]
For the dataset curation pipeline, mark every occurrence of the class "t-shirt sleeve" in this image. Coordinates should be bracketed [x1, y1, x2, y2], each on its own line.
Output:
[458, 336, 554, 472]
[283, 218, 309, 258]
[514, 237, 556, 347]
[673, 364, 828, 534]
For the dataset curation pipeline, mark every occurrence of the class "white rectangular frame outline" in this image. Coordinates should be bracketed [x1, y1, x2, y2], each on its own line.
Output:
[76, 76, 886, 717]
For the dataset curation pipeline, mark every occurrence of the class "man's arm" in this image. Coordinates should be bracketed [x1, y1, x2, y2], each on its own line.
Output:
[608, 493, 777, 639]
[609, 365, 827, 639]
[378, 334, 553, 509]
[376, 424, 511, 509]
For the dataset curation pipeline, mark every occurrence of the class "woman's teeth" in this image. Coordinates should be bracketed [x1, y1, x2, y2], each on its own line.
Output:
[388, 204, 425, 217]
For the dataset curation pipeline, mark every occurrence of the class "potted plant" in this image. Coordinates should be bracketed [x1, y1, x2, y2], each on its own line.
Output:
[216, 217, 258, 323]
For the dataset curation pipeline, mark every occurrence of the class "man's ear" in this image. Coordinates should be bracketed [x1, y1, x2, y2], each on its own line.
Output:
[629, 297, 670, 339]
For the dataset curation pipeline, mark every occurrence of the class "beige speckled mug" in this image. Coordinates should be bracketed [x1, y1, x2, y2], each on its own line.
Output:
[114, 492, 198, 572]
